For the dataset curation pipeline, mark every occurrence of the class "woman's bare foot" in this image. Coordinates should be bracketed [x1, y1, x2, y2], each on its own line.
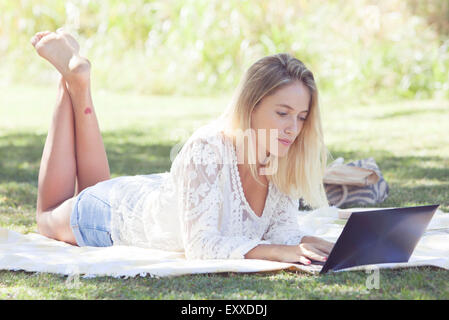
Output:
[30, 29, 90, 89]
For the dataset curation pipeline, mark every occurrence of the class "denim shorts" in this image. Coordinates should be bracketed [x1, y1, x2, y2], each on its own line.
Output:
[70, 177, 125, 247]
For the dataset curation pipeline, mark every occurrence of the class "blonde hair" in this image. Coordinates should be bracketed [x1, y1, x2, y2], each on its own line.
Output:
[218, 53, 331, 209]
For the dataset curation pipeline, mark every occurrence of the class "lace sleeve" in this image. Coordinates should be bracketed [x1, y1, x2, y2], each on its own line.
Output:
[172, 137, 265, 260]
[263, 193, 306, 245]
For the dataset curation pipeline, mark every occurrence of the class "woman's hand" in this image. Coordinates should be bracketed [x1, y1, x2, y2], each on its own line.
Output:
[244, 237, 334, 264]
[277, 236, 334, 265]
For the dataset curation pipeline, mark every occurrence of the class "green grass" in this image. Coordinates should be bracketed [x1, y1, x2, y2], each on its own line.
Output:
[0, 84, 448, 299]
[0, 268, 448, 299]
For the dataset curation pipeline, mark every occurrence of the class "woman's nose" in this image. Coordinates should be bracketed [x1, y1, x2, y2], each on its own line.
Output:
[285, 119, 299, 136]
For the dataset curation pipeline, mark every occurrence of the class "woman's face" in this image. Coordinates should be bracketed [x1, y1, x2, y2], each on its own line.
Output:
[251, 80, 310, 159]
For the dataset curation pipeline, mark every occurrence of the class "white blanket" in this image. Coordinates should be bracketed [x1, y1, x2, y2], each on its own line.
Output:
[1, 206, 448, 278]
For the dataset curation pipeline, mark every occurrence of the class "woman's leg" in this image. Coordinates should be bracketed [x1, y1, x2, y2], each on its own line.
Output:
[67, 63, 111, 194]
[33, 30, 110, 244]
[35, 76, 79, 244]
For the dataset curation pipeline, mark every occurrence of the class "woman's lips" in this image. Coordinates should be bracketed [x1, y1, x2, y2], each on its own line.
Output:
[278, 138, 292, 146]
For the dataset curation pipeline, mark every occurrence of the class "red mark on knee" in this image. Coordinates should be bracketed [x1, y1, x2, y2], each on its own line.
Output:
[84, 107, 92, 115]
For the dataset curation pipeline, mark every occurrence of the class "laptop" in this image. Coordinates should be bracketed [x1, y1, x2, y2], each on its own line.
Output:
[306, 204, 440, 274]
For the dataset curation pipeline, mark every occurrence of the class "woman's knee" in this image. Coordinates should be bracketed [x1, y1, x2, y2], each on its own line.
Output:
[36, 197, 77, 245]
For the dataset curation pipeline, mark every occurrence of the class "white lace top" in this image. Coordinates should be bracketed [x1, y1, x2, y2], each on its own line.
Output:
[108, 119, 306, 259]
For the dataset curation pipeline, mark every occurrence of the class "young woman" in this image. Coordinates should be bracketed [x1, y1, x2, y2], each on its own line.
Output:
[31, 29, 333, 266]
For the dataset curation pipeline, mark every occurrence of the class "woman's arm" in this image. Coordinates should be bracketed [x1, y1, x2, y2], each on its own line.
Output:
[245, 236, 334, 265]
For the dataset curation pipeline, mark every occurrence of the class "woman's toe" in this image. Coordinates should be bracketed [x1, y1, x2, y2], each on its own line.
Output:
[30, 35, 38, 46]
[31, 31, 52, 47]
[35, 31, 52, 40]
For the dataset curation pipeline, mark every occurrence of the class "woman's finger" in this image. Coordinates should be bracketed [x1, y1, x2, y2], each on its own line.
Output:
[302, 236, 334, 252]
[300, 244, 328, 262]
[315, 241, 334, 254]
[297, 256, 311, 265]
[307, 237, 334, 253]
[310, 248, 328, 261]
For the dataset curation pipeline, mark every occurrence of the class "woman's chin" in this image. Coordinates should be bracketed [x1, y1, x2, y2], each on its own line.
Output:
[269, 147, 289, 158]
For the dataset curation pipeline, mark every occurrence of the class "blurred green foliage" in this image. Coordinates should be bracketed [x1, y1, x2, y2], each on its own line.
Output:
[0, 0, 448, 99]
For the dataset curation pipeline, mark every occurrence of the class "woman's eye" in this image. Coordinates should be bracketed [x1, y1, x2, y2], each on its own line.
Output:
[277, 111, 306, 121]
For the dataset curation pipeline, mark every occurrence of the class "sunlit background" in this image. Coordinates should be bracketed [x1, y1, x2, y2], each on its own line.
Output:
[1, 0, 448, 101]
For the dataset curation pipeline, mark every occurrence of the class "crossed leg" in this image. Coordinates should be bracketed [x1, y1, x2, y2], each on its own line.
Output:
[32, 30, 110, 245]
